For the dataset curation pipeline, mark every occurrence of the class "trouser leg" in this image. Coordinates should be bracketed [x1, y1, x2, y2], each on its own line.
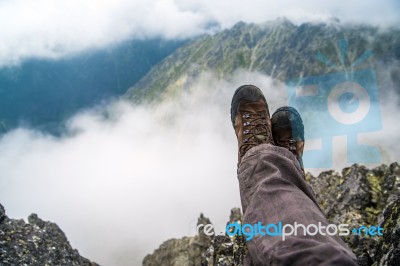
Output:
[238, 144, 357, 266]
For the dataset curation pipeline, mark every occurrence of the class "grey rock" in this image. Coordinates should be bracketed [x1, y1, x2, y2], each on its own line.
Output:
[0, 206, 98, 266]
[143, 214, 214, 266]
[144, 163, 400, 266]
[198, 213, 213, 247]
[0, 204, 5, 224]
[374, 199, 400, 265]
[143, 236, 208, 266]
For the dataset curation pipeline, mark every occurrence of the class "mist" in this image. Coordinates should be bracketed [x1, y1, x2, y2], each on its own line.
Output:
[0, 68, 399, 265]
[1, 0, 399, 66]
[0, 71, 286, 265]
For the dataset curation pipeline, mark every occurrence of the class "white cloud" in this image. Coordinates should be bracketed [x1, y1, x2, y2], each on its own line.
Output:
[0, 71, 287, 265]
[1, 69, 399, 264]
[0, 0, 214, 66]
[0, 0, 399, 66]
[179, 0, 400, 27]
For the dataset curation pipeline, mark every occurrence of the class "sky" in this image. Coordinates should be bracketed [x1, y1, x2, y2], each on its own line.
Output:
[0, 1, 400, 265]
[0, 0, 400, 66]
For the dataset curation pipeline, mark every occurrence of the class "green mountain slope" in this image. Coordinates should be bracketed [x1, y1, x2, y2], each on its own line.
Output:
[126, 19, 400, 102]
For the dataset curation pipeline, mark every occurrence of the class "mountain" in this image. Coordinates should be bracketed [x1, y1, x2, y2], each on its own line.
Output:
[125, 19, 400, 102]
[0, 38, 185, 134]
[144, 163, 400, 266]
[122, 20, 400, 265]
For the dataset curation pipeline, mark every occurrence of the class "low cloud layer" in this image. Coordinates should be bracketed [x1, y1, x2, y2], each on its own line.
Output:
[1, 70, 399, 265]
[1, 0, 399, 66]
[0, 72, 286, 265]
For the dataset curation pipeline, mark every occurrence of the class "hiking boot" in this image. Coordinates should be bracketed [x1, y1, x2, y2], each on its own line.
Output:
[271, 106, 305, 171]
[231, 85, 274, 165]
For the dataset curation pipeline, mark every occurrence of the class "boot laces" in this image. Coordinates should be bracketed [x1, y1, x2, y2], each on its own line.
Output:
[239, 112, 271, 157]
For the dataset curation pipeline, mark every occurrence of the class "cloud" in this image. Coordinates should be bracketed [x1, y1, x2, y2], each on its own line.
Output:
[0, 71, 287, 265]
[176, 0, 400, 28]
[1, 0, 399, 66]
[0, 0, 215, 66]
[0, 68, 399, 264]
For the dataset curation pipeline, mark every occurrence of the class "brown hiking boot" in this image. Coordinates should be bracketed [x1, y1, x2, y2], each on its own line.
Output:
[231, 85, 274, 165]
[271, 106, 305, 171]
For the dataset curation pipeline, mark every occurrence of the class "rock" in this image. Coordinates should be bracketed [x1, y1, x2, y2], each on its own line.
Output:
[201, 210, 247, 266]
[143, 214, 214, 266]
[28, 213, 46, 229]
[305, 163, 400, 261]
[0, 205, 98, 266]
[142, 212, 247, 266]
[374, 199, 400, 265]
[228, 208, 242, 224]
[200, 208, 248, 266]
[144, 163, 400, 266]
[0, 204, 5, 224]
[197, 213, 214, 248]
[143, 236, 208, 266]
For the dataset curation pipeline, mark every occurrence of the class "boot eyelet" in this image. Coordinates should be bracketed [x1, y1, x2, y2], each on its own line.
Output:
[243, 114, 250, 119]
[244, 122, 250, 126]
[243, 138, 248, 143]
[289, 146, 296, 151]
[244, 130, 250, 134]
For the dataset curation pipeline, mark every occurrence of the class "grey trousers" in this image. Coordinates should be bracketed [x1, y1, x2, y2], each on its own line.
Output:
[238, 144, 357, 266]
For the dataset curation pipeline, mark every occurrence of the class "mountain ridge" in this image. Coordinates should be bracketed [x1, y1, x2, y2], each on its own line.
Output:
[125, 19, 400, 103]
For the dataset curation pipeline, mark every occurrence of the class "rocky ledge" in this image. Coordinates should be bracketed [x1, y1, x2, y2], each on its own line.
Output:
[0, 204, 98, 266]
[1, 163, 399, 265]
[143, 163, 400, 266]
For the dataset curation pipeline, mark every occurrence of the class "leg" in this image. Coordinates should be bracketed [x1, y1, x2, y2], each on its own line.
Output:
[230, 85, 357, 265]
[239, 144, 357, 265]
